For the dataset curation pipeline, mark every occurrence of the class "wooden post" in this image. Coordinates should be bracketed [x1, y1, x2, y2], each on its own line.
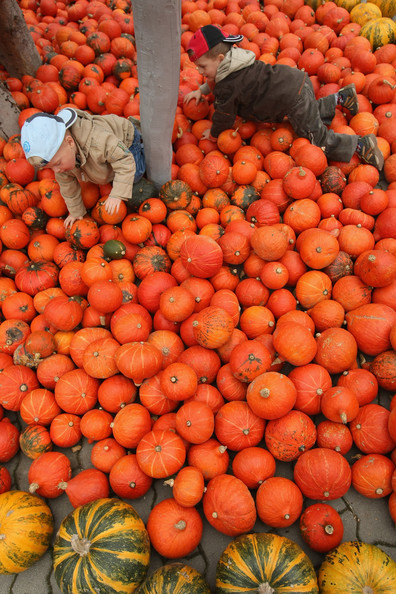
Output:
[0, 83, 20, 140]
[131, 0, 181, 189]
[0, 0, 42, 78]
[0, 0, 43, 139]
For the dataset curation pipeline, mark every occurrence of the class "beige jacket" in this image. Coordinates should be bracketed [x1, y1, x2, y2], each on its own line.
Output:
[56, 109, 136, 217]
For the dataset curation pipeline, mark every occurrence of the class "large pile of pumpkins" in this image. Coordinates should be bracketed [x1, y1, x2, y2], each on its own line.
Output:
[1, 0, 396, 592]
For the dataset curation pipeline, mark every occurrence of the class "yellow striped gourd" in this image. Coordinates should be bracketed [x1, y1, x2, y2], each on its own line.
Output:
[335, 0, 361, 11]
[0, 490, 53, 574]
[371, 0, 396, 18]
[350, 2, 383, 26]
[360, 17, 396, 49]
[319, 541, 396, 593]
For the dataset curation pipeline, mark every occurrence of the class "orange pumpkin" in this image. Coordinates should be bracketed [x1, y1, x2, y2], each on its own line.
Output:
[256, 476, 304, 527]
[147, 497, 203, 558]
[203, 473, 256, 536]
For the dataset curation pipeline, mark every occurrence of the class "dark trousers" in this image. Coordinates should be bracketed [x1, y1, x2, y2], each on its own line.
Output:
[128, 126, 146, 182]
[286, 79, 358, 162]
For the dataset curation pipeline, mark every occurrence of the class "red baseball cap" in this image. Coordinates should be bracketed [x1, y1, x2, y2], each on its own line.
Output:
[187, 25, 243, 62]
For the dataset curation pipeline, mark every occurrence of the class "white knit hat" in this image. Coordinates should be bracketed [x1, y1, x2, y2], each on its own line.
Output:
[21, 108, 77, 167]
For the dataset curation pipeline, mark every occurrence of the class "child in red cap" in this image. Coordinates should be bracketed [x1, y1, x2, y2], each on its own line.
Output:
[184, 25, 383, 170]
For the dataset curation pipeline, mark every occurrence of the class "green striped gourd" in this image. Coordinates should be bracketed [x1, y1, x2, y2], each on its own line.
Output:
[136, 563, 211, 593]
[216, 532, 319, 593]
[53, 498, 150, 593]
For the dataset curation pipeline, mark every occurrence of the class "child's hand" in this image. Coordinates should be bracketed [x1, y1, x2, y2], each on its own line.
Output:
[201, 129, 216, 141]
[184, 89, 202, 105]
[64, 215, 83, 229]
[104, 196, 121, 215]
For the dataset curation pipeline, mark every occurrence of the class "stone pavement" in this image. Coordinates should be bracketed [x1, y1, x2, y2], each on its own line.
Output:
[2, 393, 396, 594]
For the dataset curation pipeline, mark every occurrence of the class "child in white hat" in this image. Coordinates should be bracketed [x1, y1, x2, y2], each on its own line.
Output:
[21, 108, 145, 228]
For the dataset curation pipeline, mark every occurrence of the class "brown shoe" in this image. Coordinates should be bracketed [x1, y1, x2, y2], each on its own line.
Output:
[357, 134, 384, 171]
[338, 83, 359, 117]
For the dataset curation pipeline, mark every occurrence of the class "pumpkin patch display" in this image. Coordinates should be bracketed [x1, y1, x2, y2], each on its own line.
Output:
[1, 0, 396, 589]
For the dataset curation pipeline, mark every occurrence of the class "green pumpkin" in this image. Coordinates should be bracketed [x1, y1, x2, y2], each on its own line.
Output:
[19, 423, 52, 459]
[159, 179, 193, 210]
[230, 185, 260, 210]
[53, 498, 150, 594]
[360, 17, 396, 49]
[129, 178, 157, 211]
[103, 239, 127, 260]
[136, 563, 211, 593]
[215, 532, 319, 593]
[318, 541, 396, 593]
[22, 206, 49, 229]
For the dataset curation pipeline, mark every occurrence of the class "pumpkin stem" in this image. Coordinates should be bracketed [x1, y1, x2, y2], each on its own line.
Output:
[29, 482, 39, 493]
[258, 583, 275, 593]
[298, 166, 306, 177]
[174, 520, 186, 531]
[324, 524, 334, 535]
[58, 481, 68, 490]
[163, 479, 175, 488]
[362, 588, 375, 594]
[70, 533, 92, 556]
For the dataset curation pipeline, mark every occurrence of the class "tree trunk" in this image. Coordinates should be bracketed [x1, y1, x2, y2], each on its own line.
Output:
[131, 0, 181, 190]
[0, 83, 20, 140]
[0, 0, 42, 78]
